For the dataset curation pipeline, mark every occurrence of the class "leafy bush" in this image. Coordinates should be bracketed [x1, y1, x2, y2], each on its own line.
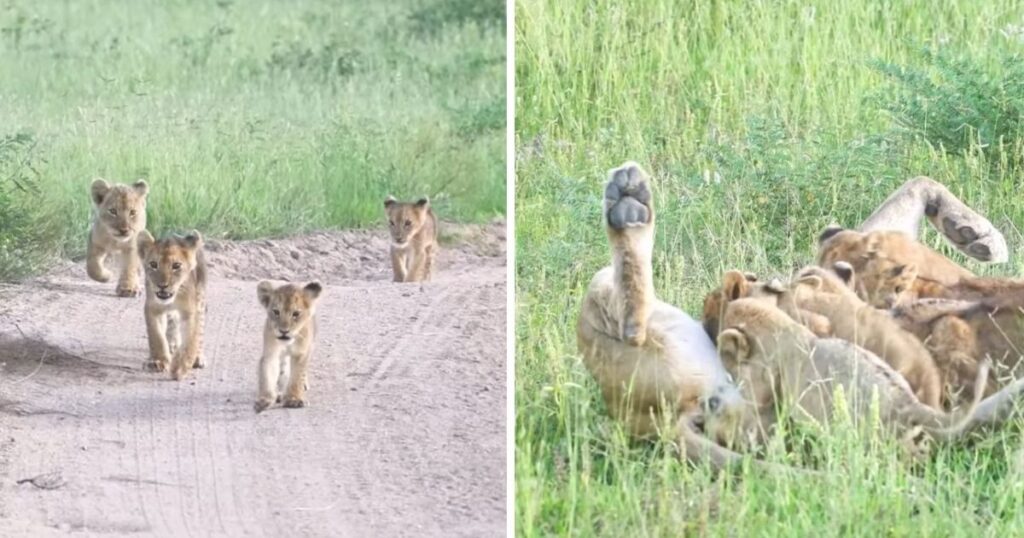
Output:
[872, 46, 1024, 168]
[0, 132, 55, 281]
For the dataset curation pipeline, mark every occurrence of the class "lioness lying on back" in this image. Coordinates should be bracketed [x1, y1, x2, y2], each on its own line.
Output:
[254, 281, 323, 413]
[87, 179, 149, 297]
[138, 230, 207, 380]
[384, 196, 438, 283]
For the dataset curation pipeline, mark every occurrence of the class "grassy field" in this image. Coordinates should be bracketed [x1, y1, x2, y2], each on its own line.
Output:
[0, 0, 505, 280]
[516, 0, 1024, 535]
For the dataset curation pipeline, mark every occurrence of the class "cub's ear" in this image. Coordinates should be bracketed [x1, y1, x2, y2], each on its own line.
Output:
[257, 281, 274, 308]
[303, 282, 323, 301]
[818, 224, 844, 245]
[832, 261, 854, 285]
[742, 272, 758, 282]
[183, 230, 203, 250]
[717, 328, 751, 368]
[722, 270, 750, 301]
[765, 277, 787, 294]
[91, 179, 111, 206]
[136, 230, 155, 258]
[797, 274, 824, 290]
[384, 195, 397, 208]
[132, 180, 149, 197]
[415, 197, 429, 208]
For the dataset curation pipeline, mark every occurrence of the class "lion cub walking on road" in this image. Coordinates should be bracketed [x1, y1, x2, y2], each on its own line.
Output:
[254, 281, 323, 413]
[138, 230, 207, 380]
[384, 196, 437, 282]
[88, 179, 149, 297]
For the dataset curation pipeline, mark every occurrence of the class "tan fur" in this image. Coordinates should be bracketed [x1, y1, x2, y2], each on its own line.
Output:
[861, 253, 1024, 307]
[138, 230, 207, 380]
[701, 271, 831, 342]
[254, 281, 322, 413]
[87, 179, 149, 297]
[384, 196, 438, 282]
[716, 298, 1004, 454]
[577, 162, 759, 470]
[817, 229, 973, 298]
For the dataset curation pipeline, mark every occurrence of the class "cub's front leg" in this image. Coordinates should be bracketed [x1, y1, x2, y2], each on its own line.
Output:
[171, 311, 202, 381]
[86, 233, 112, 283]
[255, 349, 282, 413]
[283, 351, 311, 408]
[391, 247, 408, 282]
[144, 311, 172, 372]
[116, 241, 142, 297]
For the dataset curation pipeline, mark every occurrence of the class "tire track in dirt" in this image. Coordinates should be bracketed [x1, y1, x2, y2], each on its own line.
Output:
[0, 226, 505, 537]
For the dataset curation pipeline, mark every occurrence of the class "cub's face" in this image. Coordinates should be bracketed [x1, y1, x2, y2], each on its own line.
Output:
[384, 196, 430, 246]
[860, 256, 918, 309]
[138, 230, 202, 304]
[257, 281, 323, 341]
[92, 179, 148, 241]
[702, 270, 785, 341]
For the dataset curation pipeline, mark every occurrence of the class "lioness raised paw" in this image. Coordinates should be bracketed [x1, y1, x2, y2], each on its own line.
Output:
[604, 162, 652, 230]
[937, 213, 1005, 262]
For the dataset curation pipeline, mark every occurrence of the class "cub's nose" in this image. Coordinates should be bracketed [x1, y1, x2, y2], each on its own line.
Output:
[277, 330, 292, 341]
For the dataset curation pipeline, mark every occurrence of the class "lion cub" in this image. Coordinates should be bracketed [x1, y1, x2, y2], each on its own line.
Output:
[254, 281, 323, 413]
[138, 230, 207, 380]
[87, 179, 149, 297]
[384, 196, 437, 282]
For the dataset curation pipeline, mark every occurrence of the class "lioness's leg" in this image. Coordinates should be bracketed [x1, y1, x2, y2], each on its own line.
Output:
[170, 312, 199, 380]
[115, 240, 142, 297]
[391, 248, 407, 282]
[859, 176, 1008, 263]
[255, 350, 282, 413]
[86, 233, 112, 283]
[283, 352, 310, 408]
[604, 161, 656, 346]
[143, 311, 171, 372]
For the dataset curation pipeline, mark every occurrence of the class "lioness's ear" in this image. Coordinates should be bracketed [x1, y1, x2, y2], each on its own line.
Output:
[818, 224, 844, 244]
[832, 261, 854, 285]
[136, 230, 155, 258]
[183, 230, 203, 250]
[257, 281, 274, 308]
[303, 282, 323, 301]
[384, 195, 397, 208]
[132, 180, 149, 197]
[717, 328, 750, 368]
[722, 270, 750, 301]
[415, 197, 429, 208]
[798, 274, 824, 290]
[91, 179, 111, 206]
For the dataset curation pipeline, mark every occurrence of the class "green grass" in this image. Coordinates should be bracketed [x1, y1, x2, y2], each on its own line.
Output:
[0, 0, 505, 280]
[516, 0, 1024, 535]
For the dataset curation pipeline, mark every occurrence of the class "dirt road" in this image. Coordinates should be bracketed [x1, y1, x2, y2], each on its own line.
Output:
[0, 222, 507, 537]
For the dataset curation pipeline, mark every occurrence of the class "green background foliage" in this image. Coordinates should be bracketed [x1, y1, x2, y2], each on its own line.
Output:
[516, 0, 1024, 535]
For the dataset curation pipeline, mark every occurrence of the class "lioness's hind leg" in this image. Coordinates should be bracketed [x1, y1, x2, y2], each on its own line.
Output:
[604, 161, 655, 346]
[605, 163, 652, 231]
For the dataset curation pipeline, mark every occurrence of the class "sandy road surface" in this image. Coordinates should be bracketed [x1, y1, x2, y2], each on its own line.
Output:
[0, 223, 506, 537]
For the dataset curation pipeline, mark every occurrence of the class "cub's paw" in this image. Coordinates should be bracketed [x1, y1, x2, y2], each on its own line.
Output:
[90, 269, 113, 283]
[143, 359, 168, 372]
[116, 284, 142, 298]
[170, 367, 188, 381]
[283, 398, 307, 409]
[604, 162, 652, 230]
[192, 355, 206, 369]
[254, 399, 273, 413]
[275, 395, 282, 404]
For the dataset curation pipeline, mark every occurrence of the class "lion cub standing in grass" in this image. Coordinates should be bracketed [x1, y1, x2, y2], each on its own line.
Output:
[87, 179, 149, 297]
[138, 230, 207, 380]
[254, 281, 323, 413]
[384, 196, 437, 282]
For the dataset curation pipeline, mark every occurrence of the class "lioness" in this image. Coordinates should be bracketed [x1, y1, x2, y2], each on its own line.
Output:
[715, 297, 1024, 453]
[254, 281, 323, 413]
[384, 196, 438, 282]
[577, 162, 756, 469]
[87, 179, 149, 297]
[138, 230, 207, 380]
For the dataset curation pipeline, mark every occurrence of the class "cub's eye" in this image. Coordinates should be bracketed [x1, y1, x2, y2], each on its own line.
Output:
[404, 219, 411, 227]
[389, 220, 394, 226]
[172, 262, 182, 271]
[292, 311, 300, 319]
[894, 286, 904, 293]
[272, 309, 280, 317]
[108, 208, 117, 215]
[129, 210, 137, 217]
[149, 261, 158, 269]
